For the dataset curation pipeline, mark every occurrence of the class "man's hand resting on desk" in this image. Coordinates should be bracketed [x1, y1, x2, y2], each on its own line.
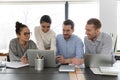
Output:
[71, 58, 84, 65]
[56, 55, 84, 65]
[21, 56, 28, 64]
[56, 55, 65, 64]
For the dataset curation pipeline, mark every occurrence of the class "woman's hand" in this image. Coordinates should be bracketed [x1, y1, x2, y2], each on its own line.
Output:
[21, 56, 28, 64]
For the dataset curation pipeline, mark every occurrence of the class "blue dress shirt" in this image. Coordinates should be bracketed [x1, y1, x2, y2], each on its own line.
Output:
[56, 34, 84, 59]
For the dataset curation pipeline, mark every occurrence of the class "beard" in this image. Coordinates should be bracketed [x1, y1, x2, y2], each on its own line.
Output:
[64, 34, 71, 40]
[88, 34, 97, 41]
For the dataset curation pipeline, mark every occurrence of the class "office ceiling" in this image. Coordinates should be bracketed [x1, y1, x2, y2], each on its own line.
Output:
[0, 0, 97, 2]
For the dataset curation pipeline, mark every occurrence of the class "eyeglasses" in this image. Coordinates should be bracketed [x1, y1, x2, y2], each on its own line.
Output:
[23, 32, 32, 36]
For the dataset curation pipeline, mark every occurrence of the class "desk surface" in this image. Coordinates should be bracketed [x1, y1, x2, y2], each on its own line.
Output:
[72, 68, 119, 80]
[0, 62, 120, 80]
[0, 67, 69, 80]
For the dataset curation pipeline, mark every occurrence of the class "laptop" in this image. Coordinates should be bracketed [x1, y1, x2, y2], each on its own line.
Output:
[26, 49, 59, 67]
[84, 54, 113, 68]
[84, 54, 118, 75]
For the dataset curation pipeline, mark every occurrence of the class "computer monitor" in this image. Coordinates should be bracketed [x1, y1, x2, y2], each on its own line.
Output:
[26, 49, 58, 67]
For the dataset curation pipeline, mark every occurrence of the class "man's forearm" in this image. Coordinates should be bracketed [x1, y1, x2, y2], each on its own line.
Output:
[63, 58, 72, 64]
[63, 58, 84, 65]
[71, 58, 84, 65]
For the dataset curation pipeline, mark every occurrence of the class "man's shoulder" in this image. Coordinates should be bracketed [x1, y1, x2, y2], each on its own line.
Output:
[101, 32, 110, 36]
[56, 34, 64, 41]
[84, 36, 88, 41]
[84, 35, 88, 38]
[101, 32, 112, 39]
[57, 34, 63, 38]
[72, 34, 80, 38]
[84, 36, 90, 45]
[71, 35, 83, 42]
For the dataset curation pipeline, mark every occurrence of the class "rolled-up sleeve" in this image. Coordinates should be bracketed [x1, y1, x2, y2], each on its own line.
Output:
[75, 39, 84, 58]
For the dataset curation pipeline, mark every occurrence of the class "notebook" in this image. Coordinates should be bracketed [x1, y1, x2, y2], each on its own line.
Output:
[59, 64, 75, 72]
[6, 62, 29, 68]
[27, 49, 59, 67]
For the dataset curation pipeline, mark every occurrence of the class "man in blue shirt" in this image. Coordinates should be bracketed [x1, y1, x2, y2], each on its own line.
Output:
[56, 19, 84, 65]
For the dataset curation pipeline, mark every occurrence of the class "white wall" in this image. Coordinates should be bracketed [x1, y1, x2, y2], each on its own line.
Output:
[99, 0, 117, 36]
[0, 0, 118, 52]
[99, 0, 117, 51]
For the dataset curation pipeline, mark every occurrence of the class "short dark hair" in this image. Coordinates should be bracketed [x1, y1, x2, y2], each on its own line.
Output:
[15, 21, 27, 34]
[40, 15, 51, 24]
[87, 18, 101, 29]
[63, 19, 74, 29]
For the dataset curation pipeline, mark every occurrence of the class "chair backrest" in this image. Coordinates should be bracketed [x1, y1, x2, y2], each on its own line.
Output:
[113, 35, 117, 53]
[0, 53, 9, 61]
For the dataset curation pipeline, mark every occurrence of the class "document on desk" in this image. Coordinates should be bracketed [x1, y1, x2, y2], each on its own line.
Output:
[6, 62, 29, 68]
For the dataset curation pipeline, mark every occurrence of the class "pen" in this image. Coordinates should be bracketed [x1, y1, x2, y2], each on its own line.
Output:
[41, 56, 43, 59]
[36, 54, 40, 59]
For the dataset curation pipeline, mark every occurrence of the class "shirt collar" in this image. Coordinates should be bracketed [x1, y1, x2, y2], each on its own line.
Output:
[96, 32, 102, 42]
[64, 34, 74, 41]
[88, 32, 102, 43]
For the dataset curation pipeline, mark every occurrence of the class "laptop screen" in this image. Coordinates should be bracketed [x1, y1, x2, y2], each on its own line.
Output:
[84, 54, 113, 68]
[26, 49, 58, 67]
